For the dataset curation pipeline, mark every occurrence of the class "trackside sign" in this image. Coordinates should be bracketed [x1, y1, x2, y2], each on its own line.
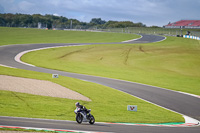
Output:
[127, 105, 137, 112]
[52, 74, 59, 78]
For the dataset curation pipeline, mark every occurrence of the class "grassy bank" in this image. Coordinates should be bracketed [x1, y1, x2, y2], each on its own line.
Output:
[0, 66, 184, 123]
[0, 27, 139, 46]
[22, 36, 200, 95]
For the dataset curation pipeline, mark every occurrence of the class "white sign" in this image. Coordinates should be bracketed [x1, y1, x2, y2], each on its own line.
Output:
[52, 74, 59, 78]
[127, 105, 137, 112]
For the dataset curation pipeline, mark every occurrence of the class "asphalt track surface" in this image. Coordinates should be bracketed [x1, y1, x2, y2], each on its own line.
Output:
[0, 34, 200, 133]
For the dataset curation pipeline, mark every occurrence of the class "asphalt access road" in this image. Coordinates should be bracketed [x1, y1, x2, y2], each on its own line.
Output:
[0, 34, 200, 133]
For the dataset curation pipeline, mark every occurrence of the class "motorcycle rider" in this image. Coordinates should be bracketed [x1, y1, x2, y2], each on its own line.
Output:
[75, 102, 89, 117]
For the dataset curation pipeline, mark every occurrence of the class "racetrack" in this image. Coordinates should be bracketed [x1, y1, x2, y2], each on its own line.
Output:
[0, 34, 200, 133]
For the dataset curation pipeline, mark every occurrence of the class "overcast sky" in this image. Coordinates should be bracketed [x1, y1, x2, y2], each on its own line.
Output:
[0, 0, 199, 26]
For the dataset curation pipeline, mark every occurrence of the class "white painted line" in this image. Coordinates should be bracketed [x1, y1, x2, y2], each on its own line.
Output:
[14, 45, 85, 67]
[113, 88, 200, 126]
[14, 46, 67, 67]
[78, 71, 200, 99]
[177, 91, 200, 99]
[122, 35, 143, 42]
[0, 64, 16, 69]
[15, 51, 36, 67]
[1, 116, 199, 128]
[122, 35, 166, 43]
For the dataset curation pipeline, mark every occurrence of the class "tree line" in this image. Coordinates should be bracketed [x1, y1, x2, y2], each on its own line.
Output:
[0, 13, 146, 29]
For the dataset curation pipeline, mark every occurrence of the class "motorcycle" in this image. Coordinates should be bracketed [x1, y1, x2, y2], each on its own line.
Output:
[74, 108, 95, 124]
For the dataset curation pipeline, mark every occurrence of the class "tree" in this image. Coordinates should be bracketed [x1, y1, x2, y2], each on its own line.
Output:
[0, 13, 146, 29]
[90, 18, 106, 25]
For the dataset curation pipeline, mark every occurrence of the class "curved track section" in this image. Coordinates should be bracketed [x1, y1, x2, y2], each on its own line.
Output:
[0, 34, 200, 133]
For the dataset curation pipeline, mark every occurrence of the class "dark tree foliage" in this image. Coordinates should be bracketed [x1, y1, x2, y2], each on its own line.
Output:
[0, 13, 146, 29]
[90, 18, 106, 25]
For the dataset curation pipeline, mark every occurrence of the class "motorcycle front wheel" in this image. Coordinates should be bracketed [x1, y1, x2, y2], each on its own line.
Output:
[89, 115, 95, 124]
[76, 113, 83, 124]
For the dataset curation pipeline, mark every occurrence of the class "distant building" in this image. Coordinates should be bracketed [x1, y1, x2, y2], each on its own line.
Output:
[164, 20, 200, 29]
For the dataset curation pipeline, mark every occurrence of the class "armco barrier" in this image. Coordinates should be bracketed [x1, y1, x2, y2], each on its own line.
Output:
[183, 35, 200, 40]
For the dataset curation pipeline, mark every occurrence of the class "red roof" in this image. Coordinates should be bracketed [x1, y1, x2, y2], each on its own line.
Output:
[165, 20, 200, 27]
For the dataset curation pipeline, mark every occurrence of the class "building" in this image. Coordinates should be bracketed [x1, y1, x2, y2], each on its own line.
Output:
[164, 20, 200, 29]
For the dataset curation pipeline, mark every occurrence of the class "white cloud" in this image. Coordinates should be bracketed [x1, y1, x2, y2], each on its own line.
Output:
[53, 13, 60, 16]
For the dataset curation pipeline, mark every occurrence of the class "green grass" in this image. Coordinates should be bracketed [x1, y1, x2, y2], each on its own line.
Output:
[22, 36, 200, 95]
[0, 66, 184, 123]
[0, 27, 188, 124]
[0, 128, 55, 133]
[0, 27, 140, 46]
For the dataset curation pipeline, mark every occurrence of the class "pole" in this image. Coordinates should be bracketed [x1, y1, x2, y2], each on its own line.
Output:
[70, 20, 73, 29]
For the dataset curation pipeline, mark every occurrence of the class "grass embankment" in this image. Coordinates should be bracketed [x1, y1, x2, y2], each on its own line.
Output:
[0, 27, 139, 46]
[0, 66, 184, 123]
[22, 36, 200, 95]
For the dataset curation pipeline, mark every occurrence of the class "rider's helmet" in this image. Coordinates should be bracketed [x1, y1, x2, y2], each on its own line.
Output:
[75, 102, 80, 107]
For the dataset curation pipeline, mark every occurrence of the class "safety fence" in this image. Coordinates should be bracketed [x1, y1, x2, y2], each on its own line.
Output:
[96, 27, 200, 40]
[190, 31, 200, 38]
[97, 27, 184, 36]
